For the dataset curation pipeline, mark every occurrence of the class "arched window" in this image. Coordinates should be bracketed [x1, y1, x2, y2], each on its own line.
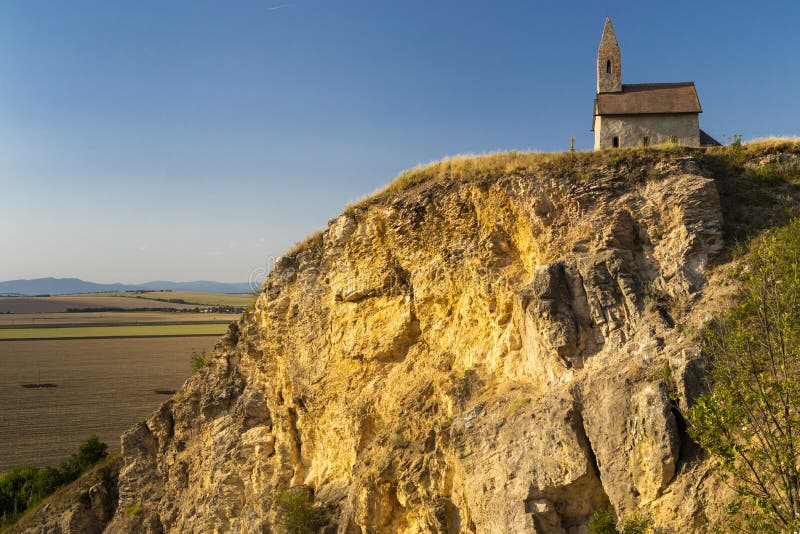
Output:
[612, 136, 620, 148]
[606, 59, 612, 74]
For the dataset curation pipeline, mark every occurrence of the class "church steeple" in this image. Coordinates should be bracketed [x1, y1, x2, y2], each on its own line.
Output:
[597, 17, 622, 93]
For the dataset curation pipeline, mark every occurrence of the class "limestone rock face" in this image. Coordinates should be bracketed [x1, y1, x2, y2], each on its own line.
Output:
[101, 153, 731, 533]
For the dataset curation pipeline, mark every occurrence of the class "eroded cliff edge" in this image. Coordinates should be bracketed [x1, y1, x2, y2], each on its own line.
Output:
[28, 144, 800, 534]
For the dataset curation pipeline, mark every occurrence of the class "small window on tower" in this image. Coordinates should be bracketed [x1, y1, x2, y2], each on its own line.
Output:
[606, 60, 612, 74]
[612, 136, 620, 148]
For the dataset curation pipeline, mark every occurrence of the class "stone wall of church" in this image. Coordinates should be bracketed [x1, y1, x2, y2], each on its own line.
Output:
[594, 113, 700, 150]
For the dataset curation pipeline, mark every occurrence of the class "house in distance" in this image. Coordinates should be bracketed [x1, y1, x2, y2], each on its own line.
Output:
[592, 17, 719, 150]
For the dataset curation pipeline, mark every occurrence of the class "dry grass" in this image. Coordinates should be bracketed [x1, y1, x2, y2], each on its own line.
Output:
[283, 139, 800, 275]
[282, 229, 325, 260]
[354, 139, 800, 212]
[704, 137, 800, 159]
[343, 145, 699, 214]
[0, 337, 216, 471]
[743, 136, 800, 146]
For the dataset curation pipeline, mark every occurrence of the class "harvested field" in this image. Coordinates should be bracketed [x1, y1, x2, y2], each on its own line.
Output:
[0, 337, 216, 471]
[0, 295, 200, 314]
[0, 323, 228, 340]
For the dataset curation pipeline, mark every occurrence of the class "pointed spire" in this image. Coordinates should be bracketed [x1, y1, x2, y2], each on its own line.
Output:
[601, 17, 617, 44]
[597, 17, 622, 93]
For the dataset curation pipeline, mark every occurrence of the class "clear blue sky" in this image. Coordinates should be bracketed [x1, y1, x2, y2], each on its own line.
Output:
[1, 0, 798, 283]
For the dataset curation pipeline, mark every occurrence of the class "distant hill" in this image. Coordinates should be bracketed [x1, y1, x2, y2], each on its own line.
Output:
[0, 277, 251, 296]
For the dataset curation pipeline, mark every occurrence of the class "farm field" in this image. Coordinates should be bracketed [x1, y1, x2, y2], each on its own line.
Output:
[0, 295, 201, 314]
[0, 311, 239, 327]
[0, 336, 215, 471]
[100, 291, 253, 307]
[0, 323, 228, 340]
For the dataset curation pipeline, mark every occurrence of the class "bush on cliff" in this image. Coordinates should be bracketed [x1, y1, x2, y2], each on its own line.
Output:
[273, 485, 323, 534]
[0, 435, 108, 528]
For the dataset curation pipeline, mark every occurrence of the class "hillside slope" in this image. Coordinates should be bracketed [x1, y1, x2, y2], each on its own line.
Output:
[12, 141, 800, 533]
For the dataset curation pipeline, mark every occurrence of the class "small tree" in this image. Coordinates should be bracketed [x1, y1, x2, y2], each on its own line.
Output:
[689, 219, 800, 531]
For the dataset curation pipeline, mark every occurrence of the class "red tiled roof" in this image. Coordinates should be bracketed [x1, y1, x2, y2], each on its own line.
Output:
[595, 82, 702, 115]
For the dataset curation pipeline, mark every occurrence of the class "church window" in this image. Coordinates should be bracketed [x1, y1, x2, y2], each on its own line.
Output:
[606, 60, 612, 74]
[643, 136, 650, 147]
[612, 136, 619, 148]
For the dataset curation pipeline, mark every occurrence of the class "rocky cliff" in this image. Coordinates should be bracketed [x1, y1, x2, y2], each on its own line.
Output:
[12, 142, 800, 533]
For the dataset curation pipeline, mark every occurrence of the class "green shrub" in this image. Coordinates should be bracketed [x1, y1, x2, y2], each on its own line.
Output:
[190, 350, 210, 372]
[588, 508, 618, 533]
[274, 485, 321, 534]
[622, 513, 653, 534]
[123, 502, 142, 517]
[727, 133, 744, 164]
[753, 161, 800, 183]
[588, 508, 655, 534]
[509, 397, 532, 414]
[0, 436, 108, 528]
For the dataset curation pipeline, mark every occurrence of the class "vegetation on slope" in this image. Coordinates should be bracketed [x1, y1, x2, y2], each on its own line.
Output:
[690, 218, 800, 532]
[0, 436, 108, 528]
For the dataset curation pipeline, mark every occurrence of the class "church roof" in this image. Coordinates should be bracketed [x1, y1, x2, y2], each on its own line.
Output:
[595, 82, 702, 116]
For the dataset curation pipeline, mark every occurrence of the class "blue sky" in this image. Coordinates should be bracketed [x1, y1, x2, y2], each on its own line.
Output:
[1, 0, 798, 283]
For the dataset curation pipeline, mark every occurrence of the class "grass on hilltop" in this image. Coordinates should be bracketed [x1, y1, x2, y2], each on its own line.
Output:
[280, 138, 800, 265]
[340, 138, 796, 216]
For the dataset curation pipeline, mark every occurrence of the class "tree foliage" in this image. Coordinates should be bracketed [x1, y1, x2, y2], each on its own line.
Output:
[0, 435, 108, 528]
[689, 219, 800, 531]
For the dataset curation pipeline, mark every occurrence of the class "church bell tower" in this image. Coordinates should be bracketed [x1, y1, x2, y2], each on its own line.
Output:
[597, 17, 622, 93]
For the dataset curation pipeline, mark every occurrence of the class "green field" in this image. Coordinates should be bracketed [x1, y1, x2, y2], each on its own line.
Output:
[105, 291, 253, 307]
[0, 323, 228, 340]
[0, 311, 240, 327]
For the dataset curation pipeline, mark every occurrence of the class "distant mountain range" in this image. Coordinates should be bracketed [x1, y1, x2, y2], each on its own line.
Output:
[0, 277, 252, 296]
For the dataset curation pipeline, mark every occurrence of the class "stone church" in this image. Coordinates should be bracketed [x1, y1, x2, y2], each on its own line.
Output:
[592, 18, 719, 150]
